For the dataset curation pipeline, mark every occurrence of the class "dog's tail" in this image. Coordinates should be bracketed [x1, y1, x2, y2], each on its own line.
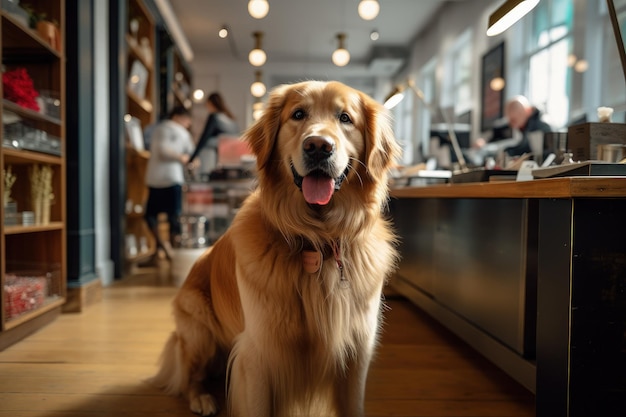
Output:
[149, 331, 189, 396]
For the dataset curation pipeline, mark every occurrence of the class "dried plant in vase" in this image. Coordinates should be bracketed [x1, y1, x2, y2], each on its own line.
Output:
[22, 4, 61, 51]
[29, 164, 54, 224]
[3, 165, 16, 207]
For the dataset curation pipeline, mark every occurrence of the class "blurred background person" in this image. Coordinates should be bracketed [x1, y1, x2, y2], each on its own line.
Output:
[189, 92, 239, 176]
[144, 106, 195, 261]
[503, 95, 553, 158]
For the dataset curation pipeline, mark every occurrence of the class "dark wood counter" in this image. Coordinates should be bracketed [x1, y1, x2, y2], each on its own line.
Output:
[389, 177, 626, 417]
[391, 176, 626, 198]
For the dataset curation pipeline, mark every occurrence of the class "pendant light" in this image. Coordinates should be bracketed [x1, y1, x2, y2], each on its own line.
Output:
[332, 33, 350, 67]
[248, 0, 269, 19]
[248, 31, 267, 67]
[383, 85, 405, 109]
[486, 0, 540, 36]
[252, 100, 265, 120]
[250, 71, 266, 97]
[358, 0, 380, 20]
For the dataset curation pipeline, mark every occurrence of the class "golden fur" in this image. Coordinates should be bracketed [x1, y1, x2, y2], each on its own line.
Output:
[151, 80, 401, 416]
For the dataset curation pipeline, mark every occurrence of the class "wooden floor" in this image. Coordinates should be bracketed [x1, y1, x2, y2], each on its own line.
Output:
[0, 262, 535, 417]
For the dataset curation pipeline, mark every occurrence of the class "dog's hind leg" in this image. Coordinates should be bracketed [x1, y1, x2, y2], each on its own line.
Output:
[152, 314, 221, 415]
[177, 316, 221, 416]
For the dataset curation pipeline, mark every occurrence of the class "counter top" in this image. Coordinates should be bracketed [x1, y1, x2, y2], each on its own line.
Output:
[390, 176, 626, 199]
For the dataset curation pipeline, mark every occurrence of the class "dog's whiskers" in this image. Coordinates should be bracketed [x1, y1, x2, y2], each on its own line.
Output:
[347, 158, 365, 187]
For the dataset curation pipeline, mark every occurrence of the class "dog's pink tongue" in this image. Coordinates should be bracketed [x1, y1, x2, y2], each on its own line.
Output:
[302, 175, 335, 205]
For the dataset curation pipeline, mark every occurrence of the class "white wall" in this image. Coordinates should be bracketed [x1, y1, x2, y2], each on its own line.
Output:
[94, 0, 113, 286]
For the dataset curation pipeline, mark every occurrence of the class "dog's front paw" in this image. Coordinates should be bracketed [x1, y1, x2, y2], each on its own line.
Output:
[189, 393, 218, 416]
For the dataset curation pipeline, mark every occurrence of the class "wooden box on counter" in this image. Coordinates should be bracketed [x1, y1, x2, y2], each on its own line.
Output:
[567, 122, 626, 160]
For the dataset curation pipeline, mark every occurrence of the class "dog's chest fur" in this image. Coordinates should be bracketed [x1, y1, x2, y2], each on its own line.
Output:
[229, 195, 392, 362]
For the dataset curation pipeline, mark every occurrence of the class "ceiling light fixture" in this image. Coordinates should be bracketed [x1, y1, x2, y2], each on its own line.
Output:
[486, 0, 540, 36]
[383, 85, 405, 109]
[248, 31, 267, 67]
[192, 89, 205, 103]
[370, 30, 380, 41]
[248, 0, 269, 19]
[252, 100, 265, 120]
[490, 76, 506, 91]
[358, 0, 380, 20]
[218, 25, 229, 38]
[332, 33, 350, 67]
[250, 71, 266, 97]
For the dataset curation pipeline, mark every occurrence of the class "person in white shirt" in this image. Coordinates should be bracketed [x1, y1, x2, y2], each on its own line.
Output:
[144, 106, 195, 259]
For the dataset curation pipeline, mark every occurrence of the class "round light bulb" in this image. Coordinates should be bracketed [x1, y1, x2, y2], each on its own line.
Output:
[192, 89, 205, 102]
[251, 81, 266, 97]
[332, 48, 350, 67]
[358, 0, 380, 20]
[574, 59, 588, 73]
[489, 77, 506, 91]
[218, 28, 228, 38]
[248, 0, 269, 19]
[248, 48, 267, 66]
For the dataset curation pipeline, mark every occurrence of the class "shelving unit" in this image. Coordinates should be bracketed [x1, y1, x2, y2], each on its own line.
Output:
[0, 0, 66, 350]
[124, 0, 157, 266]
[158, 26, 193, 118]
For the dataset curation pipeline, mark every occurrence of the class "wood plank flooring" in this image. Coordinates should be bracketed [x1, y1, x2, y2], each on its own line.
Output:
[0, 262, 535, 416]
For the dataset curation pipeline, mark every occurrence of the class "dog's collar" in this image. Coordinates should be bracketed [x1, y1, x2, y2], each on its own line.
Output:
[301, 239, 334, 258]
[291, 164, 350, 192]
[300, 239, 348, 287]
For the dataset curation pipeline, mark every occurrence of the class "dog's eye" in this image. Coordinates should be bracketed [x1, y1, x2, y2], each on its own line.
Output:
[291, 109, 306, 120]
[339, 112, 352, 124]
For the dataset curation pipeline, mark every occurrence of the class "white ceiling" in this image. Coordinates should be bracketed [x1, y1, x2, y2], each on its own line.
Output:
[169, 0, 462, 80]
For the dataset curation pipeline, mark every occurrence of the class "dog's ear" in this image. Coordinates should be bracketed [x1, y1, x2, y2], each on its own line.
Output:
[362, 94, 401, 180]
[243, 84, 291, 170]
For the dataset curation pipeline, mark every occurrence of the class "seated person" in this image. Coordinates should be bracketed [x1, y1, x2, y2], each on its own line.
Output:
[503, 95, 553, 157]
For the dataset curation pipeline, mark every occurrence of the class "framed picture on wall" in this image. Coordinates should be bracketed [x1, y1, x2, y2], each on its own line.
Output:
[480, 42, 505, 132]
[124, 116, 144, 150]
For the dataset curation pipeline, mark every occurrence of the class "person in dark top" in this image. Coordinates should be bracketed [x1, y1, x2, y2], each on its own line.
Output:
[189, 92, 239, 174]
[503, 95, 553, 157]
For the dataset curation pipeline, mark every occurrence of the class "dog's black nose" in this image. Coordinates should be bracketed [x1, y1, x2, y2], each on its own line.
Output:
[303, 136, 334, 160]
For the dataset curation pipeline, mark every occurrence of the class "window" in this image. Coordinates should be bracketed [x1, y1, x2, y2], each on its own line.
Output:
[419, 59, 437, 159]
[601, 0, 626, 111]
[391, 85, 416, 165]
[522, 0, 574, 128]
[443, 29, 473, 116]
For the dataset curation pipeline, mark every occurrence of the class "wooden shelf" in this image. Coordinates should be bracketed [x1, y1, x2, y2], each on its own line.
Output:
[125, 34, 153, 71]
[4, 222, 64, 235]
[1, 0, 66, 348]
[173, 87, 188, 108]
[126, 86, 153, 115]
[2, 147, 63, 165]
[124, 0, 157, 267]
[3, 99, 62, 126]
[4, 297, 65, 330]
[1, 11, 61, 59]
[126, 250, 154, 264]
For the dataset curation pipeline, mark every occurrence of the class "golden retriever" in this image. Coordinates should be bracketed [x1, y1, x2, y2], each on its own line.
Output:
[151, 80, 401, 417]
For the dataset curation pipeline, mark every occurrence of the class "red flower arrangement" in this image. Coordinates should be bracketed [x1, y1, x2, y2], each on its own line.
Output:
[3, 68, 40, 112]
